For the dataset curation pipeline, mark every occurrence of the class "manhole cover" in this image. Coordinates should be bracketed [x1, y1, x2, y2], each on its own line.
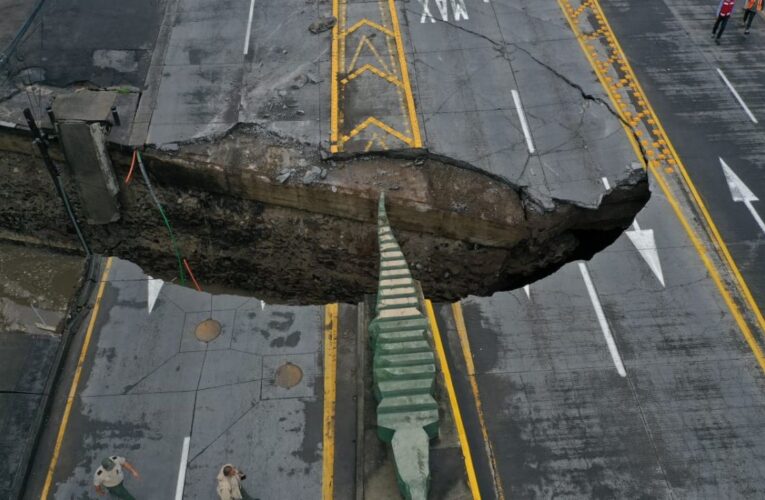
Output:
[195, 319, 221, 342]
[275, 362, 303, 389]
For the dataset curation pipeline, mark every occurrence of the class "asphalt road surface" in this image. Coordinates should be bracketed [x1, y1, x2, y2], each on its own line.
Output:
[6, 0, 765, 498]
[601, 0, 765, 338]
[427, 0, 765, 498]
[24, 258, 339, 499]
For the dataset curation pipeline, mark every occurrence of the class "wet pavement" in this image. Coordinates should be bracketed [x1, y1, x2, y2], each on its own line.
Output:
[600, 0, 765, 350]
[23, 257, 330, 499]
[0, 243, 83, 499]
[3, 0, 765, 498]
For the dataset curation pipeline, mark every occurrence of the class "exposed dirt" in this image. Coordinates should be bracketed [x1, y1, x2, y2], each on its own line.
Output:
[0, 125, 649, 304]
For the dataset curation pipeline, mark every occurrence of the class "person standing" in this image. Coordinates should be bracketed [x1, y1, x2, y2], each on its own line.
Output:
[217, 464, 246, 500]
[93, 456, 140, 499]
[713, 0, 737, 43]
[743, 0, 764, 34]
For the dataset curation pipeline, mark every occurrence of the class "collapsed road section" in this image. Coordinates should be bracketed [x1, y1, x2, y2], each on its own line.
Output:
[0, 0, 648, 305]
[0, 120, 647, 303]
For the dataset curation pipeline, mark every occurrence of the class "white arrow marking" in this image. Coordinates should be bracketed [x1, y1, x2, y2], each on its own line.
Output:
[260, 300, 266, 310]
[720, 158, 765, 234]
[602, 177, 665, 286]
[147, 276, 164, 314]
[578, 263, 626, 377]
[523, 285, 530, 299]
[626, 222, 665, 287]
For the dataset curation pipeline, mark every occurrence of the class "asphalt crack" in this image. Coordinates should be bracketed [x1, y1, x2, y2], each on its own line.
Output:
[402, 9, 652, 168]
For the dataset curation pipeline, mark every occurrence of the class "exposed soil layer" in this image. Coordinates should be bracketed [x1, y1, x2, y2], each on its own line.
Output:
[0, 125, 649, 303]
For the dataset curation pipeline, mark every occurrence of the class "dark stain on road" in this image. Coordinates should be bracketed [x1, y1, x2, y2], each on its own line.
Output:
[268, 311, 295, 331]
[270, 330, 301, 348]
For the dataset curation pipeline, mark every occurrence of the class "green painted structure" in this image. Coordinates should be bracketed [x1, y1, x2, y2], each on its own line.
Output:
[368, 194, 440, 500]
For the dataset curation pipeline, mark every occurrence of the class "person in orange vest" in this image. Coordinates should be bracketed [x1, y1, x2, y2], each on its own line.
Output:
[713, 0, 737, 43]
[742, 0, 763, 34]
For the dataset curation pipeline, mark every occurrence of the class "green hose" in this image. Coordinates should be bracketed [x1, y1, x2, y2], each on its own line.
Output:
[135, 151, 186, 285]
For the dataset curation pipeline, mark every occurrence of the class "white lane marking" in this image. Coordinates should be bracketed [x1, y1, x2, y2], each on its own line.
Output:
[720, 157, 765, 234]
[450, 0, 469, 21]
[625, 228, 665, 287]
[602, 177, 665, 286]
[175, 436, 191, 500]
[147, 276, 164, 314]
[419, 0, 469, 23]
[419, 0, 436, 23]
[578, 263, 627, 377]
[243, 0, 256, 55]
[716, 68, 758, 124]
[523, 285, 531, 299]
[512, 89, 535, 154]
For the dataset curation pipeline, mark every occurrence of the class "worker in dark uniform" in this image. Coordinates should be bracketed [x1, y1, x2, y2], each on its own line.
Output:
[93, 456, 140, 499]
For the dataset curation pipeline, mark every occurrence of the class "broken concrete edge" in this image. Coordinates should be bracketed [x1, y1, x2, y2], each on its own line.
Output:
[0, 120, 649, 302]
[0, 119, 649, 250]
[9, 254, 99, 500]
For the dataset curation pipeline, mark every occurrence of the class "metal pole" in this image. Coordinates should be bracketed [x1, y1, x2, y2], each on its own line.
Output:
[110, 106, 121, 126]
[24, 108, 92, 256]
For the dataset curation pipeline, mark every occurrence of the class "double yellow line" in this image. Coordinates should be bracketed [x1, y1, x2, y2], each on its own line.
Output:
[558, 0, 765, 369]
[330, 0, 421, 152]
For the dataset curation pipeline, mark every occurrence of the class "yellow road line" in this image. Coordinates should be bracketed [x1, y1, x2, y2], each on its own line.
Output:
[343, 116, 413, 145]
[557, 0, 765, 373]
[380, 0, 412, 139]
[426, 300, 481, 500]
[332, 0, 420, 151]
[348, 36, 390, 74]
[322, 303, 339, 500]
[387, 0, 422, 148]
[451, 303, 506, 500]
[345, 18, 394, 37]
[40, 256, 114, 499]
[589, 0, 765, 336]
[341, 64, 403, 87]
[330, 0, 340, 152]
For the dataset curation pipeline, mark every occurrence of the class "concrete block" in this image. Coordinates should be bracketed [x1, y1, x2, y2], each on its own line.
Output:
[374, 352, 435, 368]
[391, 428, 430, 500]
[374, 364, 436, 381]
[377, 378, 434, 398]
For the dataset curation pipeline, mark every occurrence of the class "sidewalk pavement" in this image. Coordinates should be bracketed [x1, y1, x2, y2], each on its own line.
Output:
[0, 243, 87, 499]
[29, 257, 326, 499]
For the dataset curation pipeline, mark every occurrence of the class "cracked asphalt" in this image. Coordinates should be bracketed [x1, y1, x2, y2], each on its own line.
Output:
[23, 258, 333, 499]
[4, 0, 765, 498]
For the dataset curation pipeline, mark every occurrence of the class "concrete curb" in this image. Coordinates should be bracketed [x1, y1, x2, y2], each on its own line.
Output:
[9, 254, 102, 499]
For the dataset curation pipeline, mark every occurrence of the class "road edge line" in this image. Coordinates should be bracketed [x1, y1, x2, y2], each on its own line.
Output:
[322, 303, 339, 500]
[387, 0, 422, 147]
[40, 256, 113, 499]
[426, 300, 481, 500]
[330, 0, 340, 152]
[451, 302, 505, 500]
[557, 0, 765, 374]
[589, 0, 765, 339]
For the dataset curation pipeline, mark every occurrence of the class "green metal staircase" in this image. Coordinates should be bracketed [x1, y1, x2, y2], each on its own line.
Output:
[368, 194, 440, 500]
